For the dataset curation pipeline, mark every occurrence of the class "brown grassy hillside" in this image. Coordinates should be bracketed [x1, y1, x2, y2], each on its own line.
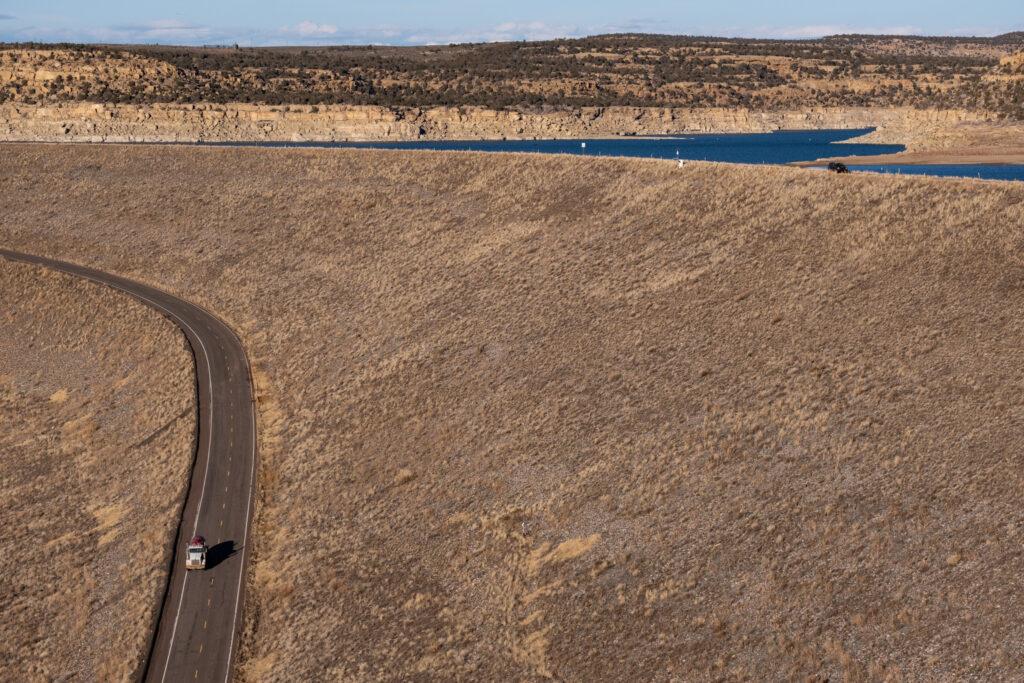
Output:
[2, 145, 1023, 680]
[0, 258, 195, 680]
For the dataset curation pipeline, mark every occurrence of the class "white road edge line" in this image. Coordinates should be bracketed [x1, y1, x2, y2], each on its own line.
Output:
[108, 287, 215, 683]
[66, 269, 214, 683]
[223, 336, 256, 683]
[4, 254, 251, 683]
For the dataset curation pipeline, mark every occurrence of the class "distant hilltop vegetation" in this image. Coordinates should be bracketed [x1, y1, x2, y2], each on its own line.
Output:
[2, 34, 1024, 119]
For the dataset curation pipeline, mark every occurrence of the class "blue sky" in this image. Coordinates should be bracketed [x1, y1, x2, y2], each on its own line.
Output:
[0, 1, 1021, 46]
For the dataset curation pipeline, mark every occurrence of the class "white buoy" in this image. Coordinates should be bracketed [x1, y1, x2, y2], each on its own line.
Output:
[581, 142, 587, 151]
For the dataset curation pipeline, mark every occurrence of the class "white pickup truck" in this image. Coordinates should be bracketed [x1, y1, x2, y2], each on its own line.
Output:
[186, 535, 208, 570]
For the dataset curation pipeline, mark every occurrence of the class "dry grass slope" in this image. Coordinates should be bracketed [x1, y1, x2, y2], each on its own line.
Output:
[1, 144, 1024, 680]
[0, 259, 195, 680]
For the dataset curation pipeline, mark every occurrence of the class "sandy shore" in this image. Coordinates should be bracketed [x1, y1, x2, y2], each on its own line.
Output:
[800, 147, 1024, 166]
[816, 122, 1024, 166]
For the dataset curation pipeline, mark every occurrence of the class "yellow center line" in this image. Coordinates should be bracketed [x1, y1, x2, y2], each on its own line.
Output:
[199, 643, 204, 654]
[194, 670, 198, 679]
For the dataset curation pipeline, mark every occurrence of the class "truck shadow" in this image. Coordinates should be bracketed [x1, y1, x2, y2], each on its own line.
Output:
[206, 540, 237, 569]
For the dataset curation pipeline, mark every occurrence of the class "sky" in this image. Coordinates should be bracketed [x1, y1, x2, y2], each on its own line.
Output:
[0, 1, 1021, 46]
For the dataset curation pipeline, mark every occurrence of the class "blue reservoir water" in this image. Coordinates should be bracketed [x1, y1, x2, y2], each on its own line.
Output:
[242, 128, 902, 165]
[207, 129, 1024, 181]
[845, 164, 1024, 182]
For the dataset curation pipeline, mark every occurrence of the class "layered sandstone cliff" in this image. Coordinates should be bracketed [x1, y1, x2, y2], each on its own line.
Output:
[0, 102, 997, 149]
[0, 45, 1016, 150]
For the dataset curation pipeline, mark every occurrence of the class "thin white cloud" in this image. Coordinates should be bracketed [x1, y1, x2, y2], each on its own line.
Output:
[945, 25, 1020, 37]
[5, 16, 1009, 48]
[4, 19, 231, 45]
[490, 21, 575, 40]
[283, 21, 339, 38]
[746, 24, 921, 39]
[3, 20, 577, 46]
[403, 21, 582, 45]
[108, 19, 213, 42]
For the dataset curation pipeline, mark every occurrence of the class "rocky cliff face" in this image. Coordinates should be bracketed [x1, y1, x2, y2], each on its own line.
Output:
[0, 102, 997, 148]
[0, 46, 1011, 147]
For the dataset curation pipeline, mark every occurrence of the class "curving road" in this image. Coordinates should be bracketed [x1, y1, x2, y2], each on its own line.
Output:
[0, 250, 256, 683]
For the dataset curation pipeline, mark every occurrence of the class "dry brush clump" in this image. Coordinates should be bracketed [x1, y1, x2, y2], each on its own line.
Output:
[1, 144, 1024, 680]
[0, 259, 195, 680]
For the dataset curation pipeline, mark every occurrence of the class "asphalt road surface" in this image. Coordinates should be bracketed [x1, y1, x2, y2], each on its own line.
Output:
[1, 250, 256, 683]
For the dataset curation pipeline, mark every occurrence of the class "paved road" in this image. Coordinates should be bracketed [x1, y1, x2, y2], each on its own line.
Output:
[0, 250, 256, 683]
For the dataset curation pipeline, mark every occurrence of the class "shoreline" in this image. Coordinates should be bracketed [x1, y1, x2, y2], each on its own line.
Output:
[2, 100, 1021, 170]
[5, 136, 1022, 173]
[799, 149, 1024, 167]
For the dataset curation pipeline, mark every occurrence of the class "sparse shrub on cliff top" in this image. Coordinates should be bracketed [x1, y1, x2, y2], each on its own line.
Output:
[1, 36, 1022, 117]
